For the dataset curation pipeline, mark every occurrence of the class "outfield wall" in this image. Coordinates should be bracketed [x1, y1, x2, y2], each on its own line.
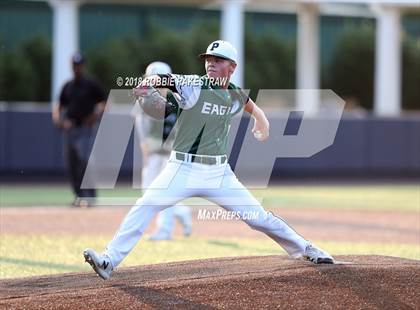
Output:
[1, 107, 419, 181]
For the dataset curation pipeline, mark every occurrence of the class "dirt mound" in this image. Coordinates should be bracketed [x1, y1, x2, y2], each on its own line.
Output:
[3, 206, 418, 244]
[1, 255, 419, 309]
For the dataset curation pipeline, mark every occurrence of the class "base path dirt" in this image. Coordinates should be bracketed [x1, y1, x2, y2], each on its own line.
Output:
[1, 206, 419, 244]
[0, 255, 419, 309]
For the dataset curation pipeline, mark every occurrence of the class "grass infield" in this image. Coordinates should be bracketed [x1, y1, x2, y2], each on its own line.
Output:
[0, 235, 419, 279]
[1, 184, 419, 211]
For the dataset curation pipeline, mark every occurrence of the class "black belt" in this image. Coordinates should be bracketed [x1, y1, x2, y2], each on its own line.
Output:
[175, 152, 227, 165]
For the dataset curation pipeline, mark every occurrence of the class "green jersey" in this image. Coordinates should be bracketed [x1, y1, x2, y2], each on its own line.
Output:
[170, 74, 248, 156]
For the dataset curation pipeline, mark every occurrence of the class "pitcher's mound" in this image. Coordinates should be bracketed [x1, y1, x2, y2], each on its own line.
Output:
[1, 255, 419, 309]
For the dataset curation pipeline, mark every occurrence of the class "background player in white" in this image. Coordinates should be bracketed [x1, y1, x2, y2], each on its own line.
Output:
[84, 40, 334, 280]
[136, 61, 192, 240]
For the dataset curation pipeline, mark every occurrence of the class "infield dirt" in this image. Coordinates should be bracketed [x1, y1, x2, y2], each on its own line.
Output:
[1, 255, 419, 309]
[2, 206, 418, 243]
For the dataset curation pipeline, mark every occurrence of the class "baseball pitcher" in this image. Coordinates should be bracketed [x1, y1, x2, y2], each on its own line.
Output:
[84, 40, 334, 280]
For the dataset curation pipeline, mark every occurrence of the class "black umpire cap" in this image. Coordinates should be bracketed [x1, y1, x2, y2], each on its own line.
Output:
[72, 52, 85, 65]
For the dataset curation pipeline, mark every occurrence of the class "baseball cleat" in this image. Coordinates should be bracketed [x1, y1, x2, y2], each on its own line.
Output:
[184, 228, 192, 237]
[83, 248, 113, 280]
[303, 244, 334, 264]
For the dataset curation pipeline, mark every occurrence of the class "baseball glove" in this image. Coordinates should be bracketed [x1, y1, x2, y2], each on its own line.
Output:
[134, 86, 169, 120]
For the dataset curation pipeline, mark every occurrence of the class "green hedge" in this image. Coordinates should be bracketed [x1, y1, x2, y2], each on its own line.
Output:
[86, 23, 220, 90]
[85, 24, 296, 101]
[0, 36, 51, 101]
[245, 31, 296, 99]
[325, 25, 420, 110]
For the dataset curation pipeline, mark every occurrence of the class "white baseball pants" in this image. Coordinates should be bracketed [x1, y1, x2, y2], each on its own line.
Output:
[142, 153, 191, 237]
[105, 153, 309, 267]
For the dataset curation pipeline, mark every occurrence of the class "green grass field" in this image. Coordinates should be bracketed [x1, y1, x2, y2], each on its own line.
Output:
[1, 235, 419, 279]
[1, 183, 419, 211]
[0, 184, 419, 279]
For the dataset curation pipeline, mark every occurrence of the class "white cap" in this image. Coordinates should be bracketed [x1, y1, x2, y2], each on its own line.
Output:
[145, 61, 172, 76]
[199, 40, 238, 64]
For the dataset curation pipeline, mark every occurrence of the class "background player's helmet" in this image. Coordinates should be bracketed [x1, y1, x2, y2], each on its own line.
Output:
[145, 61, 172, 76]
[199, 40, 237, 64]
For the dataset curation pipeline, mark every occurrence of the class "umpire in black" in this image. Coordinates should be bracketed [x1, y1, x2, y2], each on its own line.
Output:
[52, 53, 106, 207]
